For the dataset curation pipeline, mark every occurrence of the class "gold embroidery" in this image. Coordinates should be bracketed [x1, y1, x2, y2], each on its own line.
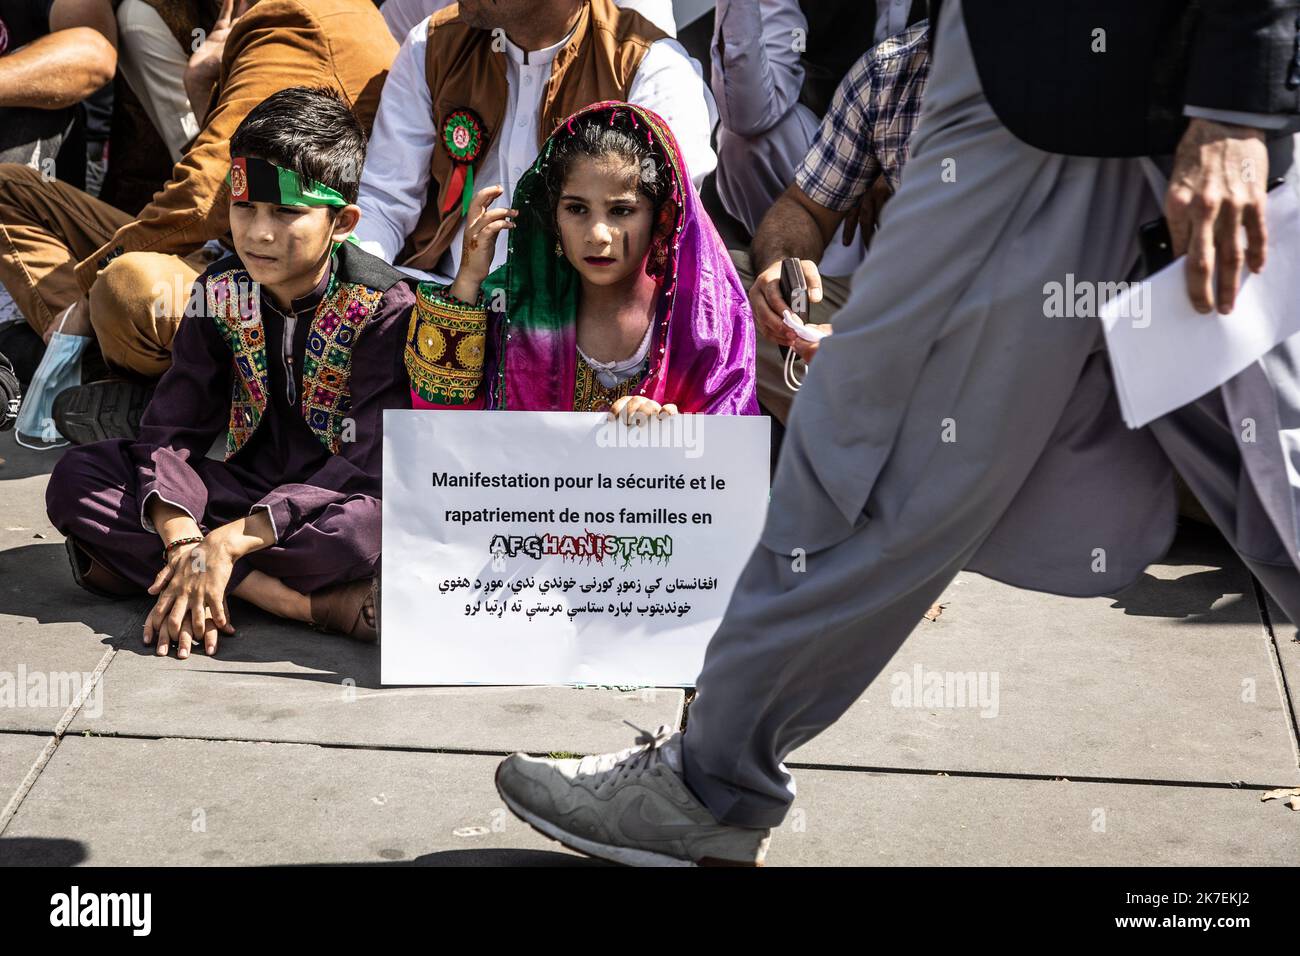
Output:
[405, 283, 487, 404]
[573, 353, 643, 412]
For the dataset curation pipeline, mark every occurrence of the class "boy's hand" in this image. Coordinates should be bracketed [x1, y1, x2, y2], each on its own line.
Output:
[144, 537, 236, 659]
[451, 185, 516, 302]
[749, 258, 822, 348]
[610, 395, 678, 424]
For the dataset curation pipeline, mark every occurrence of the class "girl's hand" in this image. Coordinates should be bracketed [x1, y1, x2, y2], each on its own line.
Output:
[452, 185, 516, 300]
[610, 395, 678, 424]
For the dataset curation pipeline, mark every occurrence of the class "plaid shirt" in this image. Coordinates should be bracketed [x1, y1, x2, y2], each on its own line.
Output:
[795, 21, 930, 211]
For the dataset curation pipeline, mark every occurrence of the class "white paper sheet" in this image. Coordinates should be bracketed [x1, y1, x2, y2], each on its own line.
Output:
[381, 410, 769, 686]
[1100, 178, 1300, 429]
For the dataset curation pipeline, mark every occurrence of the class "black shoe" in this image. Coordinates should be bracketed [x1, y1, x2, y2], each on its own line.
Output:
[52, 378, 154, 445]
[0, 321, 45, 391]
[0, 355, 18, 432]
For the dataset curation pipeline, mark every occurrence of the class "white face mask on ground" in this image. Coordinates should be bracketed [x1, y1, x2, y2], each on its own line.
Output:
[14, 305, 90, 450]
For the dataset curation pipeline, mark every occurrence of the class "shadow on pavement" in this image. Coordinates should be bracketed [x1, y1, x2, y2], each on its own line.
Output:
[0, 837, 87, 866]
[0, 431, 67, 481]
[1106, 520, 1261, 621]
[293, 848, 608, 866]
[0, 541, 148, 642]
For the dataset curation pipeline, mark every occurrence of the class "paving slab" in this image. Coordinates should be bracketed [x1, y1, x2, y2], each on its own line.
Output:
[771, 768, 1300, 866]
[1258, 593, 1300, 761]
[792, 536, 1299, 785]
[4, 735, 1294, 866]
[0, 732, 51, 812]
[0, 736, 587, 866]
[68, 601, 683, 754]
[0, 547, 144, 734]
[0, 433, 142, 732]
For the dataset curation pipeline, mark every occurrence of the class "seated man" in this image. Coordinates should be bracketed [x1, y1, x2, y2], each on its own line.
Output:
[46, 86, 416, 659]
[0, 0, 116, 171]
[710, 0, 894, 259]
[379, 0, 679, 41]
[115, 0, 217, 163]
[355, 0, 716, 285]
[0, 0, 396, 443]
[0, 0, 118, 385]
[739, 19, 929, 425]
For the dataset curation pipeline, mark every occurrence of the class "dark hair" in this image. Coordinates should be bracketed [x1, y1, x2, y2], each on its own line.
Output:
[541, 110, 671, 233]
[229, 86, 366, 204]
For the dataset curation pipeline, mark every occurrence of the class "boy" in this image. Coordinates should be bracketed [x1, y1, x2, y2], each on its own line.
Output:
[45, 86, 415, 658]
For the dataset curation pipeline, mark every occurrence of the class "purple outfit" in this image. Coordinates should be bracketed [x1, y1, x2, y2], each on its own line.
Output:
[46, 244, 415, 596]
[483, 101, 758, 415]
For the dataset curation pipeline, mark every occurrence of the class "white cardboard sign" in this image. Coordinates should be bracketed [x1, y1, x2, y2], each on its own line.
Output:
[380, 410, 770, 686]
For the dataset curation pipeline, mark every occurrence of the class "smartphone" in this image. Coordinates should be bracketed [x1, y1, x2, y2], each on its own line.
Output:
[779, 258, 810, 323]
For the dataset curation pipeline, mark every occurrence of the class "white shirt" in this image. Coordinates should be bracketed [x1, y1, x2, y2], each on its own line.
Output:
[380, 0, 679, 41]
[874, 0, 912, 43]
[116, 0, 200, 161]
[357, 16, 717, 282]
[710, 0, 864, 277]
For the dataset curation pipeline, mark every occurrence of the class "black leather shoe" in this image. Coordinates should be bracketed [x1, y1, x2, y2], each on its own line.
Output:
[52, 378, 154, 445]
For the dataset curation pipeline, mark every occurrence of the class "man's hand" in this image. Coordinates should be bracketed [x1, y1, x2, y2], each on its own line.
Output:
[748, 258, 823, 348]
[185, 0, 249, 120]
[790, 323, 833, 364]
[1166, 118, 1269, 314]
[842, 178, 893, 251]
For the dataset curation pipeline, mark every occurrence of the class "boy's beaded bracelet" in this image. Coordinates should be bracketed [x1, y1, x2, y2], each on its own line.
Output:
[164, 535, 204, 556]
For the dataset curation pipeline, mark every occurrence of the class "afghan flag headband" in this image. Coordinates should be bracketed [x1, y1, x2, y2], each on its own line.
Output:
[227, 155, 349, 208]
[440, 108, 485, 217]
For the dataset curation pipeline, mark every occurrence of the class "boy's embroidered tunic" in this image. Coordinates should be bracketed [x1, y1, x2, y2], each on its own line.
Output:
[44, 243, 415, 595]
[207, 265, 385, 457]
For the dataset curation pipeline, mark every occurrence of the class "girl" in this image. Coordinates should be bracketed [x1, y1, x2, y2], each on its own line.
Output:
[405, 101, 757, 418]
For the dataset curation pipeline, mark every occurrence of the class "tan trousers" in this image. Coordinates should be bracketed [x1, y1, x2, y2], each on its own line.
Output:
[728, 249, 852, 424]
[0, 163, 200, 377]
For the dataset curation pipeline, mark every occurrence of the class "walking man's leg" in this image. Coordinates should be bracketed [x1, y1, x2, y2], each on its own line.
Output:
[494, 0, 1158, 862]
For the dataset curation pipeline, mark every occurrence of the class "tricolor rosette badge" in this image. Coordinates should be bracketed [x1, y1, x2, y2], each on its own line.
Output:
[441, 109, 485, 217]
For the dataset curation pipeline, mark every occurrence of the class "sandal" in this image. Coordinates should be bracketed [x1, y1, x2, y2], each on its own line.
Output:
[309, 576, 379, 643]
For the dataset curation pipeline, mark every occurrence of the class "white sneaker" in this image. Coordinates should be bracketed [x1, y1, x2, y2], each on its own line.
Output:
[495, 724, 770, 866]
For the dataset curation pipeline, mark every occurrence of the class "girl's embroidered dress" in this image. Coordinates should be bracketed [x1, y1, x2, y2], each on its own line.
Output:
[404, 101, 758, 415]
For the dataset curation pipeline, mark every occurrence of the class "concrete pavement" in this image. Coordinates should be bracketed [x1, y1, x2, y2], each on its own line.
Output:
[1, 430, 1297, 865]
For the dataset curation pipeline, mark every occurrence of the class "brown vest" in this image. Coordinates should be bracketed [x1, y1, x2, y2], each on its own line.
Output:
[401, 0, 666, 270]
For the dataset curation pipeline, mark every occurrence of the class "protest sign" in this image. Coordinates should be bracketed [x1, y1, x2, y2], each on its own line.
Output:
[381, 410, 769, 686]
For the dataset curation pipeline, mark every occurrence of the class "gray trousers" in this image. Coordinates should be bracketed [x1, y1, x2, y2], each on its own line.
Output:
[681, 0, 1300, 828]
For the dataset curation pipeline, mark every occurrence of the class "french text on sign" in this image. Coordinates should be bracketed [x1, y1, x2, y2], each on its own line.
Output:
[381, 410, 770, 686]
